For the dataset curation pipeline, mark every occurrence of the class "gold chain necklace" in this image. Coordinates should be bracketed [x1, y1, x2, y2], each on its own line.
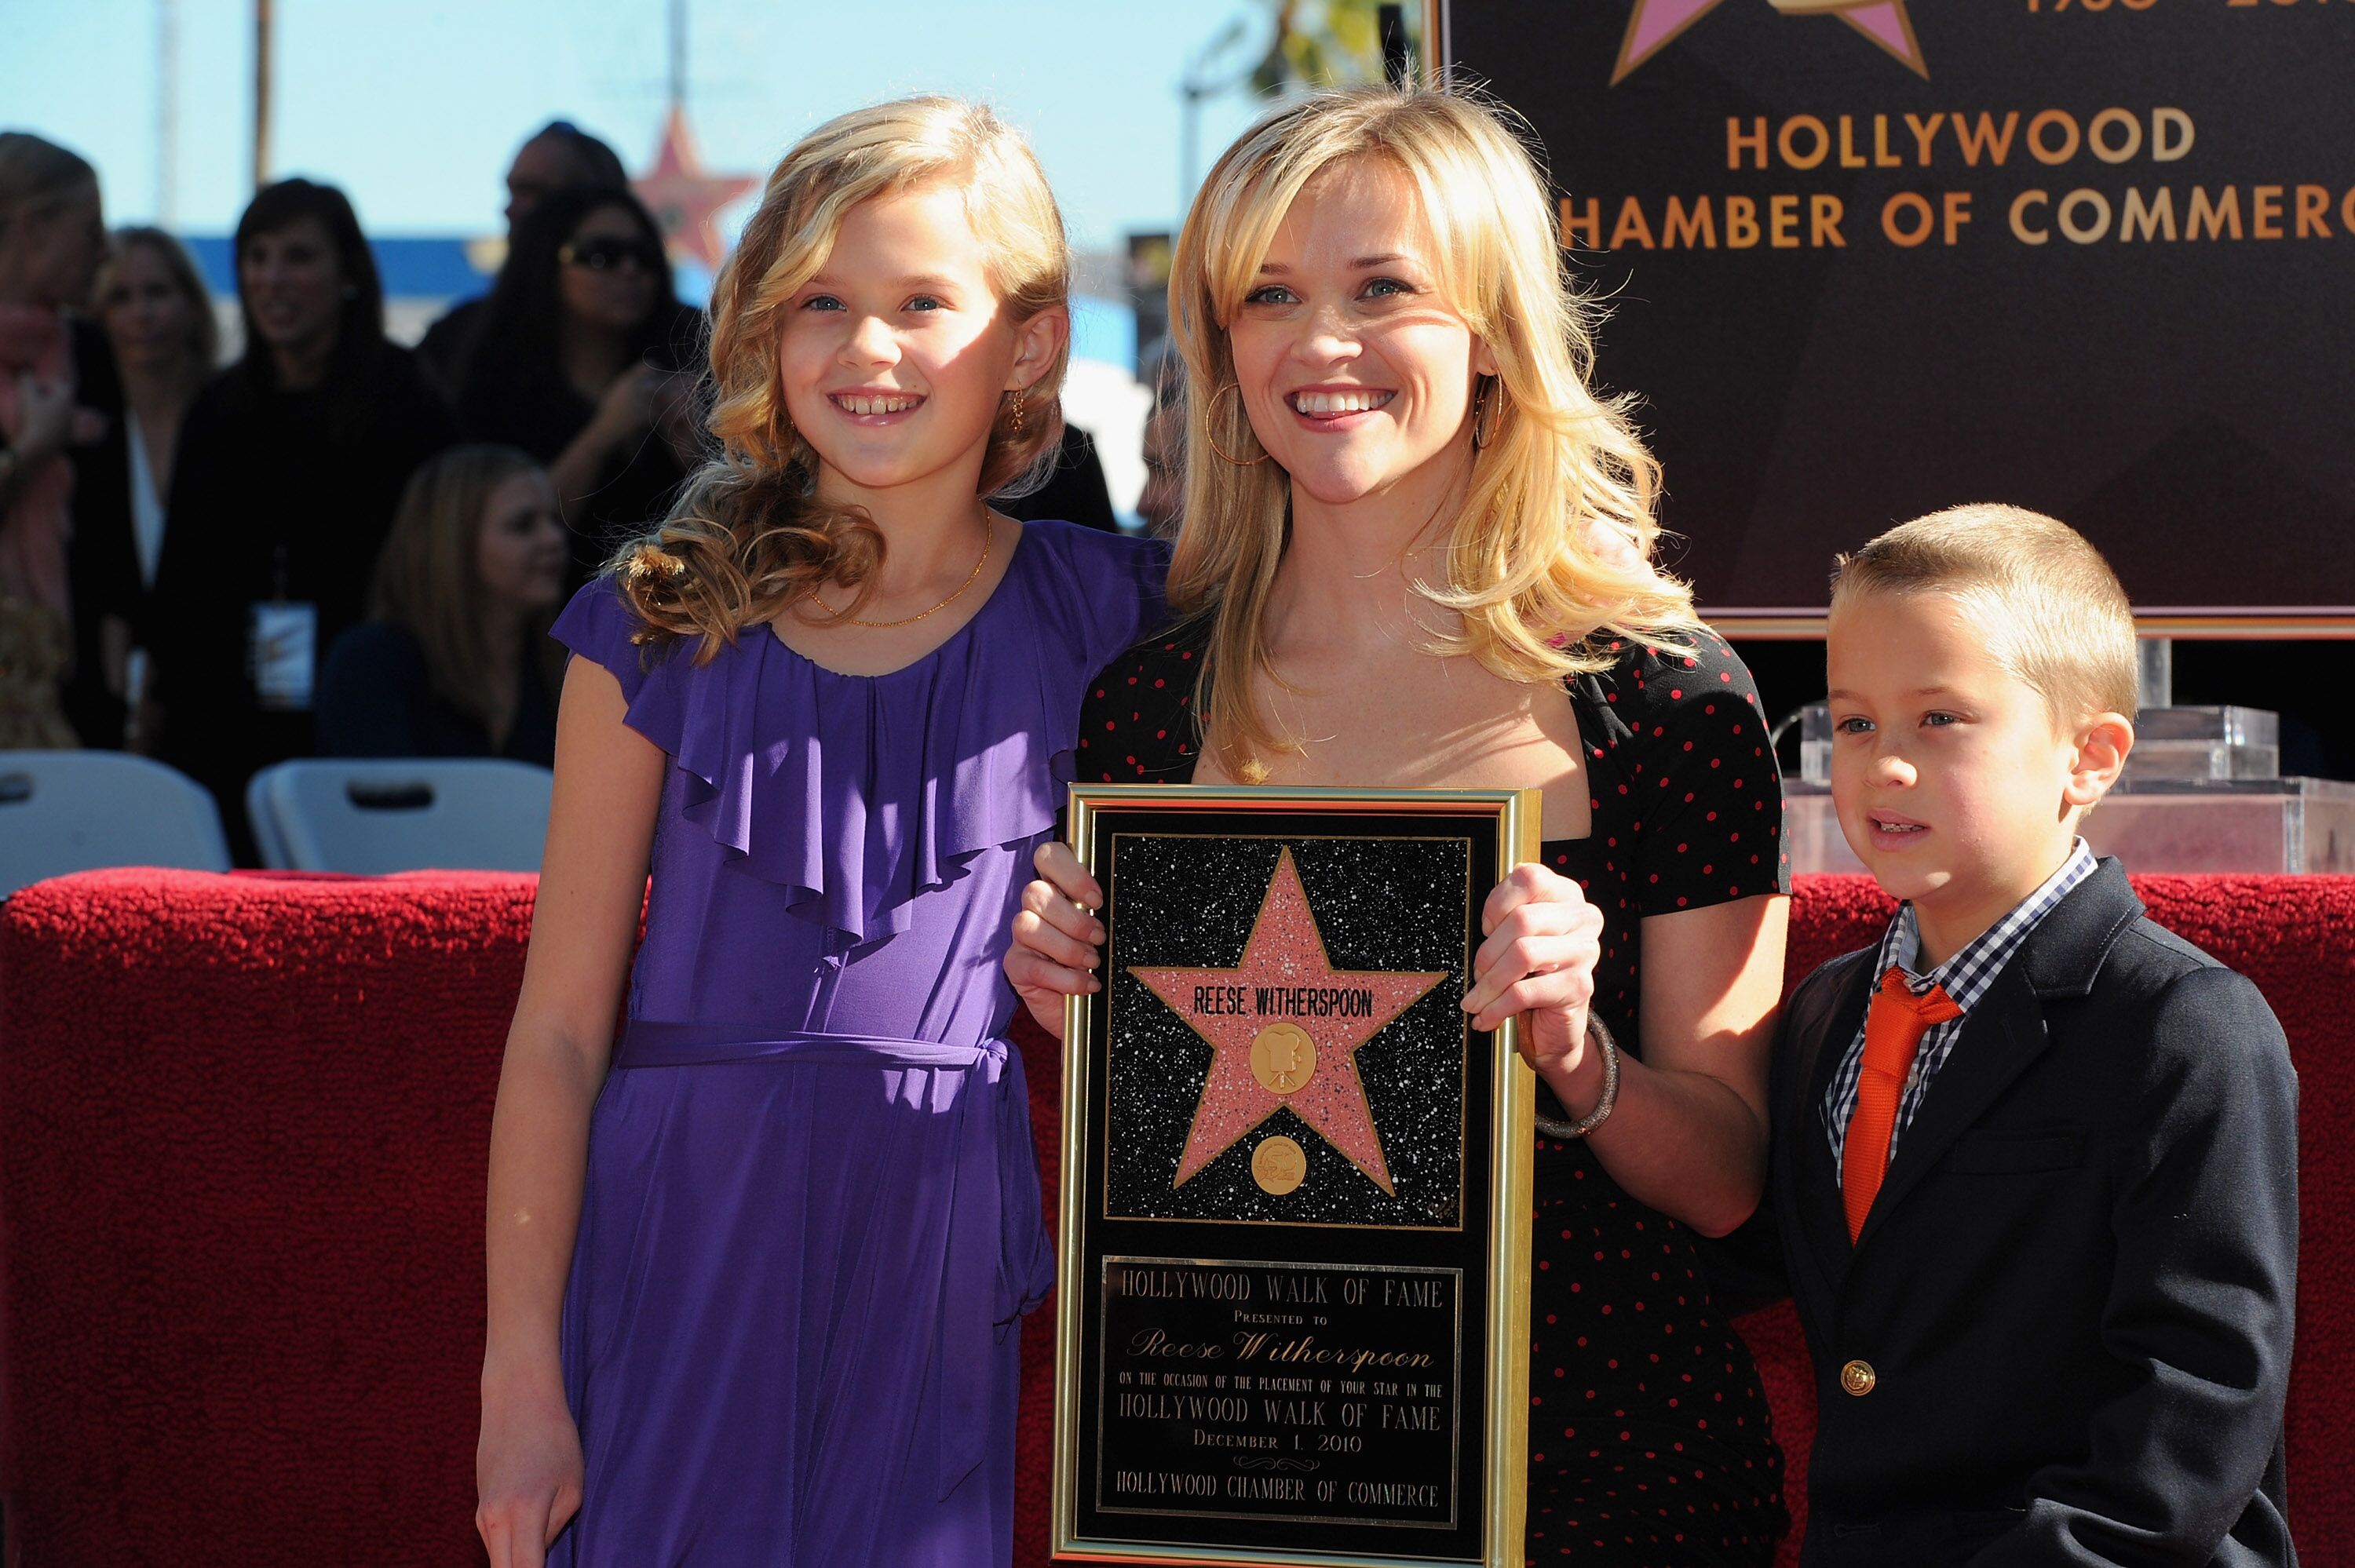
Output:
[815, 520, 992, 629]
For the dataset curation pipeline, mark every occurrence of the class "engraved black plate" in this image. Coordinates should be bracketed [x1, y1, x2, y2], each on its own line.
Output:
[1097, 1258, 1462, 1528]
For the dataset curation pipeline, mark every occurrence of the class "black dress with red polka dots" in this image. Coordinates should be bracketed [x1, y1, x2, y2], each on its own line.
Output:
[1075, 618, 1794, 1566]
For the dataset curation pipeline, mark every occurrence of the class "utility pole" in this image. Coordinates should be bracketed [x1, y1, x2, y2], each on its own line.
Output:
[155, 0, 180, 223]
[670, 0, 688, 112]
[1178, 16, 1250, 218]
[252, 0, 273, 192]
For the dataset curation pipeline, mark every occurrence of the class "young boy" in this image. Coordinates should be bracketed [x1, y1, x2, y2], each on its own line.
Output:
[1769, 505, 2298, 1565]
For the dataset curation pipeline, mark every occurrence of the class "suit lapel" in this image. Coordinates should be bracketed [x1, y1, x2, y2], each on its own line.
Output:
[1785, 957, 1875, 1300]
[1851, 860, 2144, 1251]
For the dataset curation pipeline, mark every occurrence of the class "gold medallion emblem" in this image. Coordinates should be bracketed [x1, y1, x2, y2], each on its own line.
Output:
[1251, 1134, 1309, 1195]
[1248, 1023, 1317, 1096]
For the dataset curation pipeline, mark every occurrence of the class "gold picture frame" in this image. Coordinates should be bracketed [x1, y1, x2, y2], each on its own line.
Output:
[1052, 784, 1541, 1566]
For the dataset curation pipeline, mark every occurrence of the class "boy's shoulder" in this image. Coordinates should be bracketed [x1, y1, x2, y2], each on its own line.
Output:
[1774, 945, 1879, 1096]
[2084, 914, 2288, 1075]
[2105, 912, 2229, 986]
[1787, 943, 1876, 1022]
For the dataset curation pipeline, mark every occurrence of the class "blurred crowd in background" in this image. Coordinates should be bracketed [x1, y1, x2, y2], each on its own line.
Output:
[0, 122, 1188, 863]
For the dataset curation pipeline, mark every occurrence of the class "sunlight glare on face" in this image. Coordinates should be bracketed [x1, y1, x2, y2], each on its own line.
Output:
[1826, 589, 2086, 960]
[1228, 157, 1494, 518]
[777, 182, 1022, 509]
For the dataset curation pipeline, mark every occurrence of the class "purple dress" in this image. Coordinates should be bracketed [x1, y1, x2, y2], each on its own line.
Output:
[545, 520, 1167, 1567]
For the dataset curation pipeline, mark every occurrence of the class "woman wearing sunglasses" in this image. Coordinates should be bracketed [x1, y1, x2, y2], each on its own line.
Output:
[452, 186, 704, 586]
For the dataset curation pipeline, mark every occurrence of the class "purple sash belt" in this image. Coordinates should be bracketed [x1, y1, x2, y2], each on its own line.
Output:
[611, 1019, 1054, 1499]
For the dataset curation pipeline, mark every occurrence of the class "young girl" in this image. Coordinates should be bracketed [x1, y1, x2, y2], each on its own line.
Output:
[317, 444, 568, 764]
[1007, 87, 1793, 1564]
[475, 97, 1167, 1568]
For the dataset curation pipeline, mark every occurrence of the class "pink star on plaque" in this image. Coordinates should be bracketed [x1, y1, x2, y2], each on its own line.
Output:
[1130, 848, 1447, 1194]
[1612, 0, 1927, 86]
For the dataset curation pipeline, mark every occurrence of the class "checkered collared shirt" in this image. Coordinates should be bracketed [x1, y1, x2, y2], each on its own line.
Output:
[1822, 839, 2099, 1177]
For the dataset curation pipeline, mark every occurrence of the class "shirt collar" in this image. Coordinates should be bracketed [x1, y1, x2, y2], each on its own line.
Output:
[1876, 838, 2100, 1015]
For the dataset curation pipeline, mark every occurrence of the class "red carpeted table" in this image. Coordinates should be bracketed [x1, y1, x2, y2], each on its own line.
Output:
[2, 871, 2347, 1565]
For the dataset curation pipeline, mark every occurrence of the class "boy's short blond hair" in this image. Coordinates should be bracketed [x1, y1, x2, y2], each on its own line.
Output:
[1831, 504, 2139, 724]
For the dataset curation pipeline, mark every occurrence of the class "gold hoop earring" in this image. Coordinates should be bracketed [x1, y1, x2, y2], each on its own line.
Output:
[1204, 382, 1272, 467]
[1007, 385, 1027, 434]
[1470, 376, 1499, 451]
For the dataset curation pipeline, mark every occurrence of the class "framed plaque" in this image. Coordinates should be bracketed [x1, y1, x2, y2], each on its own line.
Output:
[1052, 786, 1541, 1567]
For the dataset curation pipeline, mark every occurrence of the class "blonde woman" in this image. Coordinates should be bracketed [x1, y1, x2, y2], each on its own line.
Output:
[1006, 87, 1791, 1564]
[474, 98, 1167, 1568]
[95, 227, 216, 593]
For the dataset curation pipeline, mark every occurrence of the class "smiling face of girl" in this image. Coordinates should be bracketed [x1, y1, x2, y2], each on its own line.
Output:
[1225, 155, 1495, 516]
[775, 180, 1062, 514]
[473, 469, 568, 617]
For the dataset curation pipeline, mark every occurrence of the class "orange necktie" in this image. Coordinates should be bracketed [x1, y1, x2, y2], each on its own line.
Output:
[1842, 967, 1964, 1242]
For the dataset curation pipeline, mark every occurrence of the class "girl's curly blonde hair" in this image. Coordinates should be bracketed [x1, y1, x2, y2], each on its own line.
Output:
[614, 96, 1070, 658]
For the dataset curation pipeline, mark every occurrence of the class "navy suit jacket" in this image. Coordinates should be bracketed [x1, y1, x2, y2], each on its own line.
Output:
[1765, 859, 2298, 1566]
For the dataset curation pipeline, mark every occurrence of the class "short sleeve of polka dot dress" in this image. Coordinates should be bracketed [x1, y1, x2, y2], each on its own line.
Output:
[1076, 622, 1794, 1566]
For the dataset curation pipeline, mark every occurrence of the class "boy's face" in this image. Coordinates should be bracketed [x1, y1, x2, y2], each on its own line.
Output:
[1827, 589, 2098, 961]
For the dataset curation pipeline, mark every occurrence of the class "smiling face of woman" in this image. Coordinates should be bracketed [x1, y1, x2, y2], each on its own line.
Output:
[239, 216, 342, 359]
[99, 242, 198, 377]
[1225, 156, 1495, 515]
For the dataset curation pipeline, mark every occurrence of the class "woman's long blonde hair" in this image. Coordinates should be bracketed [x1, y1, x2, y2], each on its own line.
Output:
[95, 226, 221, 384]
[616, 96, 1071, 658]
[1167, 86, 1700, 776]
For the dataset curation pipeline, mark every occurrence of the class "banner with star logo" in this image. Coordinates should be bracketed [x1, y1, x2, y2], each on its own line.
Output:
[1442, 0, 2355, 626]
[1053, 785, 1540, 1567]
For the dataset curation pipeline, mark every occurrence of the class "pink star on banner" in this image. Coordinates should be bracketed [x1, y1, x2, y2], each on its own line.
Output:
[1130, 848, 1446, 1194]
[1613, 0, 1926, 85]
[633, 105, 757, 271]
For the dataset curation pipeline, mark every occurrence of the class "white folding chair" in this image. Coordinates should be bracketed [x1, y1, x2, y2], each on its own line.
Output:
[0, 750, 233, 898]
[243, 758, 555, 874]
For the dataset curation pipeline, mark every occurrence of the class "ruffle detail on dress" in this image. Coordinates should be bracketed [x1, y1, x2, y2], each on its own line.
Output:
[550, 522, 1167, 945]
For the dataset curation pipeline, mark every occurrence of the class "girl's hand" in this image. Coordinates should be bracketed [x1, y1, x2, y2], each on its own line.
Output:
[1005, 840, 1105, 1041]
[1462, 862, 1604, 1077]
[476, 1375, 584, 1568]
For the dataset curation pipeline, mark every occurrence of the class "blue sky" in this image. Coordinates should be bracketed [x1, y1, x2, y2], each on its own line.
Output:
[7, 0, 1283, 252]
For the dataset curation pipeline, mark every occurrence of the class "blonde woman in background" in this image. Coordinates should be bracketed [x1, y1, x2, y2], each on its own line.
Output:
[94, 225, 217, 742]
[1007, 87, 1793, 1564]
[96, 228, 214, 592]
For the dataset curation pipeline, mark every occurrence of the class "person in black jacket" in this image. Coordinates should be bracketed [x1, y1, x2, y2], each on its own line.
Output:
[148, 178, 455, 858]
[449, 184, 703, 586]
[1759, 505, 2295, 1566]
[318, 444, 564, 766]
[414, 121, 630, 392]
